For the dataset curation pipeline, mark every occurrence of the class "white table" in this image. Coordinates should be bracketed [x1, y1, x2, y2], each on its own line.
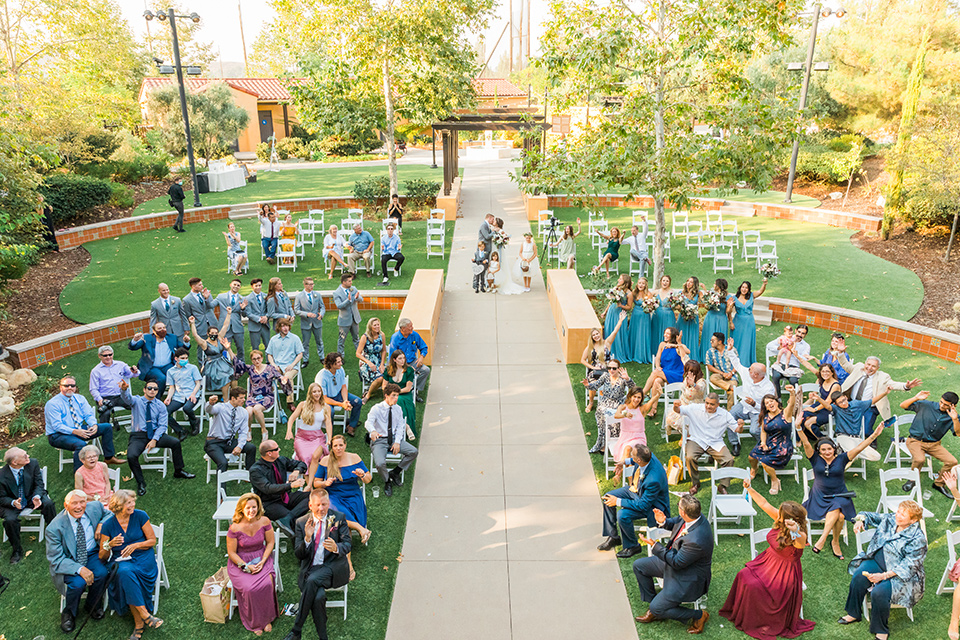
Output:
[207, 167, 246, 192]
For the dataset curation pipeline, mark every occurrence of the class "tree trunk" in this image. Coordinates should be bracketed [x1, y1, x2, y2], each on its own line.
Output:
[651, 0, 667, 284]
[383, 57, 398, 197]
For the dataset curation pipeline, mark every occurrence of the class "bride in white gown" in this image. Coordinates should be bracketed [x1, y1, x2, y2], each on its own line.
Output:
[492, 218, 535, 295]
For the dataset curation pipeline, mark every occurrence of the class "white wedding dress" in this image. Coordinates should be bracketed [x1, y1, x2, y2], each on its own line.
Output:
[493, 231, 527, 295]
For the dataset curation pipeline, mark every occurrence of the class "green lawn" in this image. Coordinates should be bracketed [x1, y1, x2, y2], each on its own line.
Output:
[548, 206, 923, 320]
[0, 310, 421, 640]
[133, 165, 447, 216]
[703, 188, 821, 208]
[570, 322, 960, 639]
[60, 215, 452, 324]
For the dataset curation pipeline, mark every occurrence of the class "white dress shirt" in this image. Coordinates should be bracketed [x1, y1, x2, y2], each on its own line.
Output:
[728, 354, 777, 416]
[679, 404, 738, 452]
[311, 515, 327, 566]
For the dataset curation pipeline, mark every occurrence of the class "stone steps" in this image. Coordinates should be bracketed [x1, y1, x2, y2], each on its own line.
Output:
[720, 202, 757, 217]
[754, 298, 773, 326]
[228, 204, 260, 220]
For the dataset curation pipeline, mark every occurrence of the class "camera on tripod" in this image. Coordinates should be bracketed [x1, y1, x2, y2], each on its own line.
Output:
[547, 216, 559, 229]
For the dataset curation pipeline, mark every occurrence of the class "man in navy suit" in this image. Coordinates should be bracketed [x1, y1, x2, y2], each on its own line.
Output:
[0, 447, 56, 564]
[633, 495, 715, 634]
[598, 445, 670, 558]
[127, 322, 189, 396]
[45, 490, 111, 632]
[285, 489, 351, 640]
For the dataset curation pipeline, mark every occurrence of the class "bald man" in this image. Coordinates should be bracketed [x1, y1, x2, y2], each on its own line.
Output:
[1, 447, 56, 564]
[149, 283, 187, 338]
[726, 343, 776, 455]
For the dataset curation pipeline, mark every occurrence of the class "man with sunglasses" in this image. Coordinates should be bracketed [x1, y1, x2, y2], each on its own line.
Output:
[88, 345, 138, 429]
[44, 376, 125, 472]
[119, 381, 196, 496]
[250, 439, 309, 538]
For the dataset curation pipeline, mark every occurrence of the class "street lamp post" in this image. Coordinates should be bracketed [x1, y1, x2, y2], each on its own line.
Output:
[145, 8, 203, 208]
[783, 4, 845, 203]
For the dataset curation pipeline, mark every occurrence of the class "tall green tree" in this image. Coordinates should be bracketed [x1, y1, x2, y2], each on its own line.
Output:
[260, 0, 495, 193]
[146, 83, 249, 165]
[517, 0, 802, 283]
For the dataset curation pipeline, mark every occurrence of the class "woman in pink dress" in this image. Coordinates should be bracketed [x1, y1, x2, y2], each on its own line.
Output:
[720, 478, 815, 640]
[74, 444, 113, 506]
[286, 383, 332, 463]
[611, 386, 660, 480]
[226, 493, 278, 635]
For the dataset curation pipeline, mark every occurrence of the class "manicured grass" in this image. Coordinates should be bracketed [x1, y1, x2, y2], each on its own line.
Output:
[133, 166, 446, 216]
[0, 310, 423, 640]
[547, 206, 924, 320]
[569, 322, 960, 639]
[59, 214, 452, 324]
[703, 188, 821, 208]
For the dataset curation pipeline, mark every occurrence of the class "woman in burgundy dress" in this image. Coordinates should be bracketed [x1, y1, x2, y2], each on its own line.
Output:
[226, 493, 279, 635]
[720, 478, 815, 640]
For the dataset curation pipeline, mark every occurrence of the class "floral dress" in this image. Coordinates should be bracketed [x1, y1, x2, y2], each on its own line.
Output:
[750, 413, 793, 468]
[358, 333, 385, 385]
[585, 372, 633, 453]
[234, 356, 289, 409]
[665, 378, 706, 435]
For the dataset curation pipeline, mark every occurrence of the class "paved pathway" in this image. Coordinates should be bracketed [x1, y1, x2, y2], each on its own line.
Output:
[384, 156, 639, 639]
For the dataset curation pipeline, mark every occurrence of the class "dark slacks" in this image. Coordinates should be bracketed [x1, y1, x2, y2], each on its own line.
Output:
[126, 432, 185, 485]
[96, 394, 133, 424]
[381, 252, 404, 275]
[48, 425, 116, 471]
[62, 554, 109, 617]
[601, 487, 645, 548]
[632, 555, 703, 622]
[166, 399, 199, 436]
[845, 556, 892, 636]
[172, 201, 185, 230]
[263, 491, 310, 526]
[292, 565, 337, 639]
[204, 437, 256, 472]
[1, 498, 56, 552]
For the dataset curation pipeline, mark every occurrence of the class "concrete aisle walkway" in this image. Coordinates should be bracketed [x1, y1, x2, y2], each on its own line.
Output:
[384, 157, 639, 640]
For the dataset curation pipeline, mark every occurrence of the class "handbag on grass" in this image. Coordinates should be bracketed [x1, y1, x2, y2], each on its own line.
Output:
[200, 566, 231, 623]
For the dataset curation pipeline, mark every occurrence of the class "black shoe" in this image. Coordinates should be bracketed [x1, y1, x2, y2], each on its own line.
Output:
[902, 480, 916, 492]
[378, 279, 389, 287]
[416, 396, 425, 403]
[616, 545, 644, 558]
[137, 482, 148, 496]
[934, 482, 953, 498]
[9, 549, 22, 565]
[61, 610, 76, 632]
[597, 536, 622, 551]
[869, 441, 879, 450]
[190, 423, 201, 436]
[837, 616, 860, 625]
[383, 480, 393, 497]
[89, 604, 106, 620]
[277, 520, 296, 539]
[112, 418, 121, 432]
[283, 633, 300, 640]
[302, 359, 309, 367]
[390, 468, 404, 487]
[730, 443, 741, 456]
[174, 470, 196, 480]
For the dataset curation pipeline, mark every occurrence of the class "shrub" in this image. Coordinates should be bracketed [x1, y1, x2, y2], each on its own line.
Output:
[256, 142, 270, 162]
[793, 145, 862, 184]
[108, 182, 134, 208]
[353, 175, 391, 205]
[319, 135, 363, 157]
[902, 191, 960, 230]
[275, 136, 306, 160]
[826, 138, 852, 153]
[306, 139, 327, 162]
[290, 124, 318, 142]
[40, 173, 113, 223]
[0, 242, 40, 282]
[402, 178, 440, 209]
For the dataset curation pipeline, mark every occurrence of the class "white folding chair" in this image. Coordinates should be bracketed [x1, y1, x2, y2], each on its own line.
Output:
[629, 252, 646, 279]
[662, 230, 672, 262]
[3, 466, 48, 544]
[720, 219, 738, 246]
[590, 219, 608, 251]
[604, 415, 621, 480]
[842, 418, 869, 479]
[597, 245, 620, 274]
[705, 211, 723, 233]
[58, 439, 102, 473]
[660, 382, 685, 441]
[277, 242, 297, 272]
[537, 210, 553, 238]
[140, 445, 170, 479]
[696, 232, 717, 262]
[883, 415, 935, 481]
[341, 217, 363, 233]
[760, 424, 801, 484]
[308, 209, 325, 228]
[226, 240, 250, 274]
[876, 467, 933, 532]
[153, 523, 170, 611]
[750, 527, 773, 559]
[708, 467, 756, 544]
[298, 218, 317, 247]
[214, 470, 250, 546]
[741, 230, 761, 261]
[205, 452, 245, 484]
[712, 241, 734, 274]
[426, 218, 445, 259]
[938, 529, 960, 594]
[801, 467, 849, 545]
[756, 240, 778, 270]
[857, 527, 915, 622]
[429, 208, 445, 220]
[108, 467, 121, 492]
[326, 583, 348, 619]
[684, 221, 704, 249]
[370, 450, 405, 484]
[672, 211, 690, 238]
[680, 420, 719, 482]
[347, 208, 364, 219]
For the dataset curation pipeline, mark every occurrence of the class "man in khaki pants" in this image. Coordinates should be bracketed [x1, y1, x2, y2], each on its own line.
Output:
[900, 390, 960, 498]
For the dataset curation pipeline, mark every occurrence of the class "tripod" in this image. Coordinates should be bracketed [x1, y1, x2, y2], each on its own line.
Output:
[542, 222, 560, 264]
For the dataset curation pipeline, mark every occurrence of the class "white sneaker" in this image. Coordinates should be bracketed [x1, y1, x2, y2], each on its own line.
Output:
[394, 269, 399, 277]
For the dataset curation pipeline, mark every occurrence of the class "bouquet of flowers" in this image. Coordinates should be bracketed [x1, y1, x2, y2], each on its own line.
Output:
[667, 291, 686, 313]
[640, 296, 659, 314]
[605, 287, 626, 305]
[677, 303, 697, 322]
[492, 229, 510, 247]
[668, 291, 697, 321]
[703, 290, 723, 311]
[760, 262, 781, 279]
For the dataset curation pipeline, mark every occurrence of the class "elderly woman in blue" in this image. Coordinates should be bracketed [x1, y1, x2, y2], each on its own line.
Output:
[838, 502, 927, 640]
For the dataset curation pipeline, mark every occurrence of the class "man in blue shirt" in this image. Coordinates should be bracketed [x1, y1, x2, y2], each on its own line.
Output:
[266, 319, 304, 413]
[121, 380, 195, 495]
[379, 223, 404, 286]
[44, 376, 124, 471]
[599, 445, 670, 558]
[164, 348, 203, 438]
[901, 390, 960, 498]
[388, 318, 430, 400]
[88, 345, 138, 427]
[345, 223, 374, 276]
[830, 388, 890, 462]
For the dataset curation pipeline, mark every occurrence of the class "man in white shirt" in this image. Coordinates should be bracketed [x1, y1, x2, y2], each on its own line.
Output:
[259, 208, 280, 264]
[727, 351, 777, 453]
[678, 394, 740, 494]
[364, 384, 418, 496]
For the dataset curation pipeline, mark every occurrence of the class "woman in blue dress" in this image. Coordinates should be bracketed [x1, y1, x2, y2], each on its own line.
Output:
[677, 276, 702, 360]
[700, 279, 731, 362]
[730, 278, 767, 367]
[603, 274, 634, 363]
[796, 362, 841, 440]
[652, 274, 677, 344]
[641, 326, 689, 399]
[628, 277, 655, 364]
[748, 388, 799, 496]
[98, 490, 161, 638]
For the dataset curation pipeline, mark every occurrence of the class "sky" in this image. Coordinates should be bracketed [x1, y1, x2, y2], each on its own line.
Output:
[116, 0, 549, 74]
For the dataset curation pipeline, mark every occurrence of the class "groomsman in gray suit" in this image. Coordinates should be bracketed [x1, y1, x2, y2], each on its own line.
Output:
[333, 273, 362, 356]
[149, 282, 187, 338]
[216, 278, 247, 358]
[294, 276, 325, 366]
[182, 277, 218, 336]
[244, 278, 271, 351]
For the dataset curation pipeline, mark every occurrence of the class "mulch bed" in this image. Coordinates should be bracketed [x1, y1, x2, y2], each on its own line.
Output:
[0, 387, 47, 447]
[770, 156, 888, 218]
[64, 178, 185, 227]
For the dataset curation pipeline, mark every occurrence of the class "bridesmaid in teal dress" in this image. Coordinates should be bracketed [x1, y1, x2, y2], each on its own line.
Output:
[701, 278, 732, 362]
[628, 277, 655, 364]
[731, 278, 768, 367]
[652, 274, 676, 348]
[603, 274, 634, 362]
[677, 276, 701, 361]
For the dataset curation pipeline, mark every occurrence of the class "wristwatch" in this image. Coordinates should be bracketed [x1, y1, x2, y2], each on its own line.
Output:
[102, 541, 111, 551]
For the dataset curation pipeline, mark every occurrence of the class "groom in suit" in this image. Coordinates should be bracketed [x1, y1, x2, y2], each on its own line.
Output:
[45, 490, 111, 632]
[285, 489, 351, 640]
[478, 213, 495, 284]
[633, 494, 714, 634]
[128, 322, 189, 396]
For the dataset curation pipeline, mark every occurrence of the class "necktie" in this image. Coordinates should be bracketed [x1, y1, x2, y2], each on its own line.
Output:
[16, 471, 24, 503]
[669, 523, 687, 547]
[231, 294, 237, 307]
[308, 292, 313, 304]
[387, 406, 395, 447]
[230, 406, 239, 438]
[271, 223, 276, 239]
[165, 299, 170, 312]
[273, 463, 289, 505]
[629, 467, 641, 493]
[145, 401, 155, 439]
[76, 519, 88, 566]
[257, 293, 262, 306]
[855, 378, 866, 400]
[68, 398, 83, 430]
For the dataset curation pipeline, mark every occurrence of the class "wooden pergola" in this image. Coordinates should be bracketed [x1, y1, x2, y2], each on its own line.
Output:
[431, 107, 550, 195]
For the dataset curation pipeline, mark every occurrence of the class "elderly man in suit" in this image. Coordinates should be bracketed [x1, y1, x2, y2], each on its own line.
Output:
[44, 376, 124, 472]
[333, 272, 363, 357]
[216, 278, 247, 358]
[182, 277, 218, 338]
[835, 348, 921, 438]
[478, 213, 495, 284]
[598, 445, 671, 558]
[244, 278, 271, 352]
[284, 489, 351, 640]
[1, 447, 56, 564]
[149, 282, 187, 338]
[633, 495, 715, 634]
[46, 490, 111, 632]
[128, 322, 188, 397]
[294, 277, 325, 366]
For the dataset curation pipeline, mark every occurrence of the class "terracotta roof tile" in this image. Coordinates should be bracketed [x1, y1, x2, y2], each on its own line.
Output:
[472, 78, 526, 97]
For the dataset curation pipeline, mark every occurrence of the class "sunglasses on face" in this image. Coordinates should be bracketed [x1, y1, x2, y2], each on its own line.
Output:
[265, 447, 280, 453]
[146, 386, 159, 391]
[61, 383, 77, 388]
[100, 353, 113, 357]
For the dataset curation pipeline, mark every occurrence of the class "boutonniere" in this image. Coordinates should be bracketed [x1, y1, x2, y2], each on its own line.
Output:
[637, 472, 645, 483]
[326, 514, 336, 531]
[677, 528, 689, 539]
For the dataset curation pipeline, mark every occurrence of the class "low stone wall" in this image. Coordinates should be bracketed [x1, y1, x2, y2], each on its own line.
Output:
[435, 177, 462, 222]
[7, 292, 407, 369]
[546, 269, 601, 364]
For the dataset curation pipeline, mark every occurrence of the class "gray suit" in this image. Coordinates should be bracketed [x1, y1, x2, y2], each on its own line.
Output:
[215, 291, 246, 358]
[182, 290, 218, 335]
[294, 290, 325, 363]
[333, 285, 363, 356]
[478, 220, 494, 282]
[266, 292, 294, 330]
[243, 291, 271, 351]
[149, 295, 187, 337]
[46, 501, 110, 615]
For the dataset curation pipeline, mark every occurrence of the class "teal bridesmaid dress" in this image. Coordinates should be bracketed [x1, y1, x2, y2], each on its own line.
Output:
[701, 295, 732, 361]
[676, 293, 700, 361]
[732, 296, 758, 366]
[628, 299, 654, 364]
[652, 292, 676, 347]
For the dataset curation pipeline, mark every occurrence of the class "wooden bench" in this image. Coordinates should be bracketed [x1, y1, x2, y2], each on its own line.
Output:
[396, 270, 444, 365]
[546, 269, 601, 364]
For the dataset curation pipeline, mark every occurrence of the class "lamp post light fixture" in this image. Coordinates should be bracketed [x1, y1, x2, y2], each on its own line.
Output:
[144, 8, 203, 208]
[783, 4, 846, 203]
